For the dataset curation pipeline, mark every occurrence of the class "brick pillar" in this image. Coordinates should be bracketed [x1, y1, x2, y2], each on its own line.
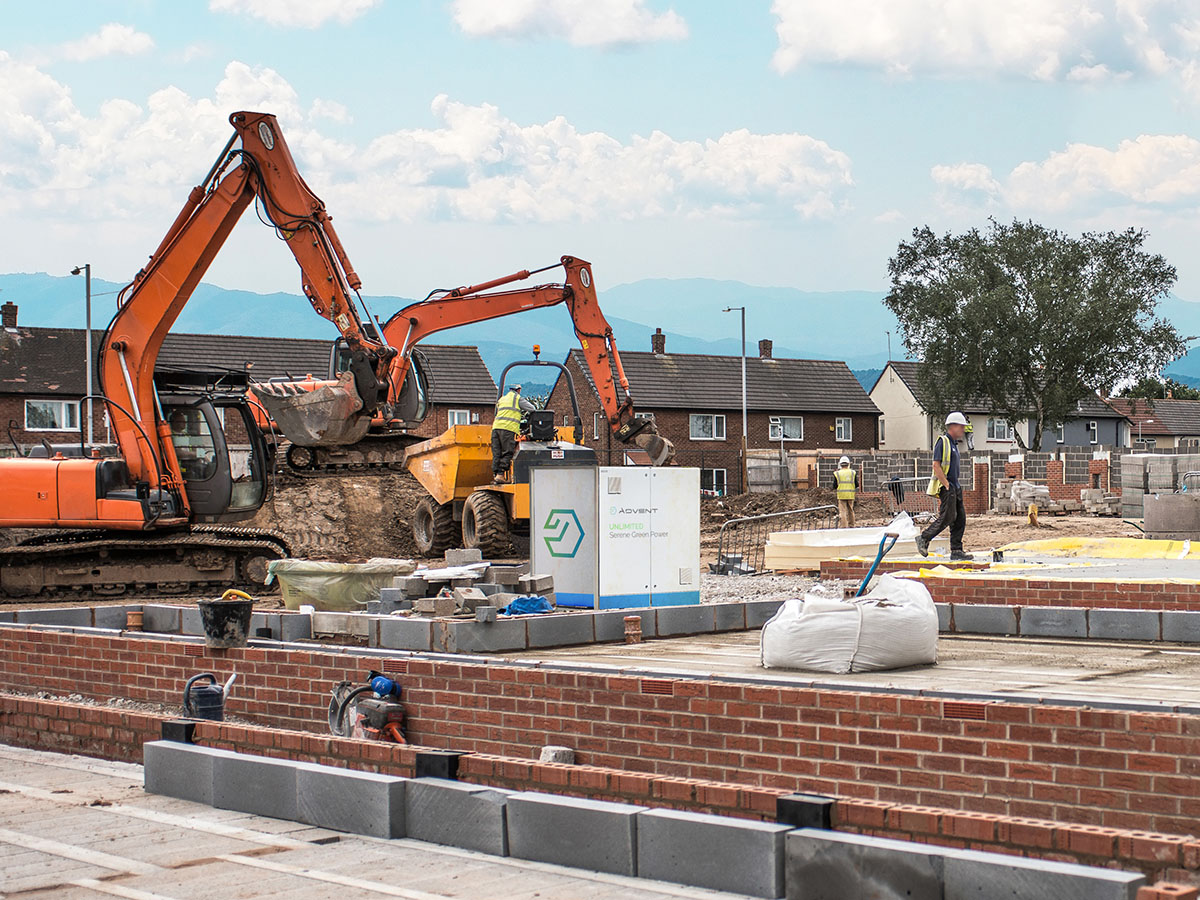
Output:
[1004, 460, 1023, 480]
[1089, 458, 1112, 494]
[963, 461, 990, 515]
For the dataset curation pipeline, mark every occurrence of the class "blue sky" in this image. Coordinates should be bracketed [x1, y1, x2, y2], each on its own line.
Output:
[3, 0, 1200, 304]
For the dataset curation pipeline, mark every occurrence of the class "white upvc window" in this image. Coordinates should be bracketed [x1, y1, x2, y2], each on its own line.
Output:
[25, 399, 79, 431]
[447, 409, 470, 426]
[769, 415, 804, 441]
[689, 413, 726, 441]
[701, 468, 727, 496]
[834, 417, 852, 442]
[1088, 420, 1099, 445]
[987, 417, 1014, 441]
[879, 417, 886, 443]
[1055, 423, 1065, 444]
[593, 412, 603, 440]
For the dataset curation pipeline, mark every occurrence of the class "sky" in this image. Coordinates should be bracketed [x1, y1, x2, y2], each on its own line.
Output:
[4, 0, 1200, 306]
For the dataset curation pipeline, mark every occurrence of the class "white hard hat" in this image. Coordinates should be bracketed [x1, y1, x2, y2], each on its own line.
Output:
[839, 456, 850, 466]
[511, 383, 522, 391]
[945, 412, 968, 427]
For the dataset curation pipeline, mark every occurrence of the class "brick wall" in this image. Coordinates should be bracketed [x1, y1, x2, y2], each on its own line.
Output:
[0, 394, 109, 453]
[409, 404, 494, 439]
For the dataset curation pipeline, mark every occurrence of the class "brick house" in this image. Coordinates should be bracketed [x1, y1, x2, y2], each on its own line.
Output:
[0, 302, 494, 453]
[545, 330, 880, 494]
[1107, 398, 1200, 449]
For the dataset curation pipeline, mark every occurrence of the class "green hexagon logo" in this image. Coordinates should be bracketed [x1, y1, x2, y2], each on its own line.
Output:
[543, 508, 585, 558]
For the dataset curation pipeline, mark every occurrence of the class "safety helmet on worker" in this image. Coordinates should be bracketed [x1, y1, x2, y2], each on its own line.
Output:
[838, 456, 850, 467]
[945, 412, 968, 427]
[511, 384, 522, 392]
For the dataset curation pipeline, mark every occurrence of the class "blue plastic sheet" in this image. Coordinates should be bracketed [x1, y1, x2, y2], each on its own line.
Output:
[499, 595, 554, 616]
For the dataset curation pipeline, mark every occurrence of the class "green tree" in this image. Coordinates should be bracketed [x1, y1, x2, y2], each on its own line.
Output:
[885, 219, 1184, 450]
[1118, 375, 1200, 401]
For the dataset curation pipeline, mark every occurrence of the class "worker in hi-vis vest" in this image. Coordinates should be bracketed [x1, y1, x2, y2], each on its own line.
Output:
[916, 411, 973, 561]
[832, 455, 858, 528]
[490, 383, 534, 483]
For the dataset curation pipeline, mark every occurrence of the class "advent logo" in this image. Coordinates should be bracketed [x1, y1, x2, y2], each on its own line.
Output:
[543, 508, 585, 558]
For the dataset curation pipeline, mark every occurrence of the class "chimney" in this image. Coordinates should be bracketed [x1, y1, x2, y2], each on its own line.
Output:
[758, 338, 773, 359]
[651, 327, 666, 355]
[1, 301, 15, 329]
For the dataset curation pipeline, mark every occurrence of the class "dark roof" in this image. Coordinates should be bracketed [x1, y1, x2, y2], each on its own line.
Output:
[0, 326, 495, 405]
[881, 360, 1126, 421]
[1108, 398, 1200, 436]
[563, 349, 879, 414]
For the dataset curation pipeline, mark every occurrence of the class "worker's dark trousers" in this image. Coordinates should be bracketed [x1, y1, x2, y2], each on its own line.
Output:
[491, 429, 517, 475]
[921, 485, 966, 553]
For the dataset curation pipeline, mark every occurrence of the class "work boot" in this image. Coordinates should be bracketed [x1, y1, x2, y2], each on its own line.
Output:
[914, 535, 929, 558]
[950, 550, 974, 561]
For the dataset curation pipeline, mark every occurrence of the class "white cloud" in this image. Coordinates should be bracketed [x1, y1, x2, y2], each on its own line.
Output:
[209, 0, 380, 28]
[59, 24, 155, 62]
[872, 208, 906, 224]
[451, 0, 687, 47]
[770, 0, 1200, 89]
[309, 98, 352, 124]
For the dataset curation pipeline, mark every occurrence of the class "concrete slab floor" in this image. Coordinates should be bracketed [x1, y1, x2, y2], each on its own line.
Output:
[0, 744, 762, 900]
[503, 632, 1200, 708]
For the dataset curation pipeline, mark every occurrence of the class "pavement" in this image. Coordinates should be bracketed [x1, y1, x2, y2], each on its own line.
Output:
[0, 745, 758, 900]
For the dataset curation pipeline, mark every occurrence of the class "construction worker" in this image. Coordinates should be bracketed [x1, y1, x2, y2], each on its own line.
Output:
[491, 383, 534, 483]
[832, 456, 857, 527]
[916, 412, 973, 561]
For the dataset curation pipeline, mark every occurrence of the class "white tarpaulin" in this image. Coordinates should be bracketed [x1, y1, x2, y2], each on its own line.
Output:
[760, 574, 938, 673]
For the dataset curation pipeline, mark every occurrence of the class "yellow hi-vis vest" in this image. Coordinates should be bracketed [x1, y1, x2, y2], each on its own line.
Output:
[835, 467, 856, 500]
[927, 434, 952, 496]
[492, 390, 522, 434]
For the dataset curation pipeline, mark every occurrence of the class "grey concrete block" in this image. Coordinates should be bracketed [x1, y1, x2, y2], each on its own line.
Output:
[250, 612, 281, 639]
[747, 599, 785, 629]
[279, 612, 311, 642]
[485, 566, 524, 587]
[93, 605, 136, 630]
[212, 751, 298, 820]
[445, 547, 484, 566]
[594, 608, 657, 642]
[527, 613, 594, 648]
[477, 582, 503, 597]
[1088, 608, 1160, 642]
[378, 616, 432, 652]
[435, 618, 527, 653]
[507, 792, 646, 876]
[637, 807, 789, 898]
[713, 602, 747, 632]
[786, 830, 944, 900]
[295, 763, 407, 839]
[16, 607, 92, 627]
[519, 574, 554, 594]
[453, 586, 489, 611]
[405, 778, 512, 855]
[143, 740, 240, 806]
[394, 576, 429, 599]
[942, 847, 1145, 900]
[366, 600, 382, 615]
[1019, 606, 1087, 638]
[656, 604, 716, 637]
[1163, 610, 1200, 643]
[475, 605, 498, 623]
[180, 606, 203, 636]
[935, 602, 951, 632]
[142, 605, 182, 634]
[952, 604, 1018, 636]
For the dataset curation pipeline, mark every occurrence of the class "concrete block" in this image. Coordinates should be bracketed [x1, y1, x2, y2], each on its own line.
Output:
[279, 612, 311, 642]
[311, 612, 371, 639]
[539, 745, 575, 763]
[405, 778, 512, 856]
[15, 606, 93, 627]
[450, 576, 479, 589]
[942, 847, 1145, 900]
[1019, 606, 1087, 638]
[491, 592, 521, 608]
[93, 605, 136, 630]
[747, 599, 785, 629]
[519, 574, 554, 594]
[785, 829, 943, 900]
[453, 586, 489, 612]
[250, 612, 281, 640]
[415, 596, 456, 618]
[180, 606, 203, 636]
[594, 608, 657, 642]
[1088, 608, 1160, 642]
[935, 602, 951, 632]
[142, 605, 182, 634]
[475, 605, 498, 623]
[507, 792, 646, 876]
[435, 618, 527, 653]
[1163, 610, 1200, 643]
[143, 740, 240, 806]
[476, 582, 503, 597]
[212, 751, 298, 820]
[393, 576, 429, 599]
[366, 600, 382, 615]
[713, 602, 747, 632]
[484, 566, 524, 587]
[527, 613, 594, 648]
[295, 763, 407, 839]
[637, 807, 789, 898]
[656, 604, 716, 637]
[378, 616, 433, 652]
[952, 604, 1018, 636]
[445, 547, 484, 566]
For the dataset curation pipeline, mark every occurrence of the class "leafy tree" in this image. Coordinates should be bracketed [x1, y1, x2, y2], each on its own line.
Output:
[885, 219, 1184, 450]
[1118, 375, 1200, 401]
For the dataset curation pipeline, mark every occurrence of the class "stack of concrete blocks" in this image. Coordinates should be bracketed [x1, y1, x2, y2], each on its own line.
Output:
[378, 549, 554, 619]
[1080, 488, 1121, 516]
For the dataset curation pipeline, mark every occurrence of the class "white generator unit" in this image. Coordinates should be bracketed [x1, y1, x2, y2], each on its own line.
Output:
[530, 465, 700, 609]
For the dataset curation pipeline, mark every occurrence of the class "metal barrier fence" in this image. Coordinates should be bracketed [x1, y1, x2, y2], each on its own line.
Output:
[881, 476, 938, 518]
[710, 505, 838, 575]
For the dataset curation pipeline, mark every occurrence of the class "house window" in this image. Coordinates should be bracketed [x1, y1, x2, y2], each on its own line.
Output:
[1055, 423, 1065, 444]
[879, 418, 886, 443]
[986, 418, 1013, 441]
[701, 468, 727, 496]
[769, 415, 804, 441]
[447, 409, 470, 426]
[690, 413, 726, 441]
[1087, 420, 1098, 445]
[834, 417, 852, 442]
[25, 399, 79, 431]
[593, 412, 603, 440]
[1135, 437, 1158, 449]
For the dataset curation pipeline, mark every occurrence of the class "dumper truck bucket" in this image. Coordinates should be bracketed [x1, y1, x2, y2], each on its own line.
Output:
[252, 372, 371, 447]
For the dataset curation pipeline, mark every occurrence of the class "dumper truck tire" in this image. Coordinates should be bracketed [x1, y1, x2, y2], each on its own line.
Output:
[462, 491, 511, 559]
[413, 496, 459, 557]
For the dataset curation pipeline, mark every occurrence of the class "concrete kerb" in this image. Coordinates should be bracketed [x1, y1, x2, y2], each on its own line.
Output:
[405, 777, 512, 856]
[295, 762, 407, 839]
[950, 604, 1018, 636]
[212, 750, 299, 821]
[507, 791, 646, 877]
[1018, 606, 1088, 638]
[1088, 608, 1162, 642]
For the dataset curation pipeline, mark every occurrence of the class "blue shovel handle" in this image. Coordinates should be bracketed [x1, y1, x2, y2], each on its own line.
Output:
[855, 532, 900, 598]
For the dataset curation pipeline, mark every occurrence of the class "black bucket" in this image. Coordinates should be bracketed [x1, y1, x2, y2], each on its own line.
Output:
[183, 673, 225, 721]
[197, 596, 253, 649]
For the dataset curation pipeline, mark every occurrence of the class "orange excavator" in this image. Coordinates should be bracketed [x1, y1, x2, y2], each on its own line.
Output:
[0, 111, 394, 598]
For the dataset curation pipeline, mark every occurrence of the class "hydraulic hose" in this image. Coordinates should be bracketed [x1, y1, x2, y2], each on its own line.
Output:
[328, 684, 373, 737]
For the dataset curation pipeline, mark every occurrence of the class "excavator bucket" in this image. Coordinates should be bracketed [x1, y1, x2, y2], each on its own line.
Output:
[252, 372, 371, 447]
[634, 430, 675, 466]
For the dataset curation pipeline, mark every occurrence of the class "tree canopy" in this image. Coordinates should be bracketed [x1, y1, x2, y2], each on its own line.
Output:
[1118, 375, 1200, 401]
[885, 219, 1184, 450]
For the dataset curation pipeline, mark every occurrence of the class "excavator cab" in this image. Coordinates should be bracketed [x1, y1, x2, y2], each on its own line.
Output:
[328, 338, 431, 426]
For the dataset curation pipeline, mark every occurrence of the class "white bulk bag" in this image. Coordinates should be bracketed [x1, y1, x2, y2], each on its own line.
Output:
[760, 575, 938, 673]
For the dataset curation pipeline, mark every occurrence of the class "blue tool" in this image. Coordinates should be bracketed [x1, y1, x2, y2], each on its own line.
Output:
[855, 531, 900, 598]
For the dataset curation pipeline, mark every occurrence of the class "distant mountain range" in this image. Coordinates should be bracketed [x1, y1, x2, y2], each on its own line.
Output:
[6, 271, 1200, 385]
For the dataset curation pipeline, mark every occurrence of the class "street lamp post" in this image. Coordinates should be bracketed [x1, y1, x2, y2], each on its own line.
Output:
[722, 306, 748, 494]
[71, 264, 93, 447]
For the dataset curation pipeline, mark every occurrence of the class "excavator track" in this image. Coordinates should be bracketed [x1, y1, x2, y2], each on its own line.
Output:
[277, 434, 426, 479]
[0, 525, 292, 601]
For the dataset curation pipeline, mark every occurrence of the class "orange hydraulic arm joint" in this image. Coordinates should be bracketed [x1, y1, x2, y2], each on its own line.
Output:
[380, 256, 673, 465]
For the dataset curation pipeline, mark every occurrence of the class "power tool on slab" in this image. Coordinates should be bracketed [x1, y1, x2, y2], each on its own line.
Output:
[328, 671, 406, 743]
